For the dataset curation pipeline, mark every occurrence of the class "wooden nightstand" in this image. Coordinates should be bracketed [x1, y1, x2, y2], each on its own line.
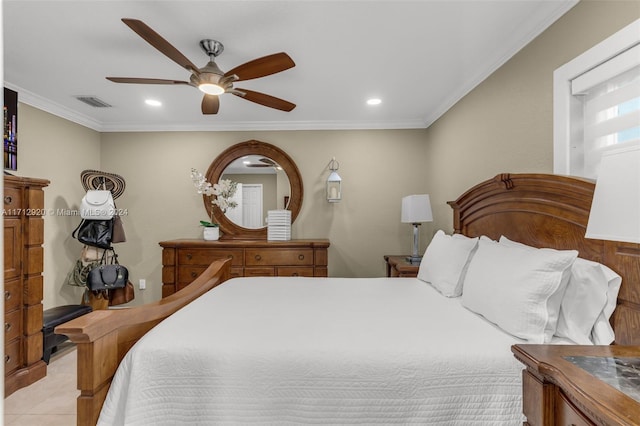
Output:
[384, 255, 420, 278]
[512, 344, 640, 426]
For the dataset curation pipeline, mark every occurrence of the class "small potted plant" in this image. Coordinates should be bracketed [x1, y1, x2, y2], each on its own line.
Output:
[190, 169, 238, 240]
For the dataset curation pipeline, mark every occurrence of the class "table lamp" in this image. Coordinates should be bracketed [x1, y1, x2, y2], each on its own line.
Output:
[585, 141, 640, 244]
[401, 194, 433, 264]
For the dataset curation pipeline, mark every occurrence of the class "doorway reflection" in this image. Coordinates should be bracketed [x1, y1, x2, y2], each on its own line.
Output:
[221, 155, 291, 229]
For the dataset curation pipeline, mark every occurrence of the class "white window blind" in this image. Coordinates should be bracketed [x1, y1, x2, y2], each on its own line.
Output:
[570, 44, 640, 178]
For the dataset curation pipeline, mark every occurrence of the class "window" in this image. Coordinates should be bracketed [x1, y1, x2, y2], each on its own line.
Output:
[554, 19, 640, 179]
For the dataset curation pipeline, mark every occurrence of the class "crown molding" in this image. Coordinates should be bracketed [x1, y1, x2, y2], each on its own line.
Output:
[7, 81, 427, 132]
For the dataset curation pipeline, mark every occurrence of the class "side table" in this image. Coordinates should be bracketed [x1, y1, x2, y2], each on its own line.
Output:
[512, 344, 640, 425]
[384, 255, 420, 278]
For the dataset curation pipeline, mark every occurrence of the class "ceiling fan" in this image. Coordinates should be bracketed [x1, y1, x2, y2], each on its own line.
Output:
[106, 18, 296, 115]
[246, 157, 278, 168]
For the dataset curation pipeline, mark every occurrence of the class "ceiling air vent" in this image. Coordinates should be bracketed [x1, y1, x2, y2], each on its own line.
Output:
[74, 96, 112, 108]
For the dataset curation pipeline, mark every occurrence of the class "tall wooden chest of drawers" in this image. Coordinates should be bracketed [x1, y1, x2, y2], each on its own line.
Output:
[4, 175, 49, 396]
[159, 239, 330, 298]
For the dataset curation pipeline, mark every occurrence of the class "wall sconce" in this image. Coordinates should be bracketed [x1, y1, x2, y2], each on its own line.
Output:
[327, 157, 342, 203]
[401, 194, 433, 264]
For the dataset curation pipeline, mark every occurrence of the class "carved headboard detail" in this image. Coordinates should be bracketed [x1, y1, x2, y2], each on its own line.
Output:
[448, 173, 640, 345]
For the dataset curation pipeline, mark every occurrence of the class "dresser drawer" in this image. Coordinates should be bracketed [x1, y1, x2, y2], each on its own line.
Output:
[3, 186, 22, 213]
[556, 391, 594, 426]
[4, 279, 22, 312]
[245, 249, 314, 266]
[276, 267, 314, 277]
[245, 267, 276, 277]
[178, 266, 245, 285]
[4, 309, 22, 343]
[178, 248, 243, 266]
[4, 339, 21, 375]
[178, 266, 208, 284]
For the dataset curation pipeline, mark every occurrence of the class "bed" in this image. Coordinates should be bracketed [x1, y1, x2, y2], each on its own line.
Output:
[56, 173, 640, 425]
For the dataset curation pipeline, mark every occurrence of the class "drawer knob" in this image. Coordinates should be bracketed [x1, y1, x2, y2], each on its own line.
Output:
[5, 323, 11, 332]
[255, 254, 262, 261]
[227, 255, 233, 259]
[5, 355, 10, 364]
[186, 253, 193, 260]
[4, 291, 10, 300]
[4, 195, 12, 205]
[298, 254, 305, 261]
[292, 272, 299, 277]
[191, 272, 197, 278]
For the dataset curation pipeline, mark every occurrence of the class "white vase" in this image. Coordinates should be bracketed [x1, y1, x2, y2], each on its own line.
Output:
[203, 226, 219, 241]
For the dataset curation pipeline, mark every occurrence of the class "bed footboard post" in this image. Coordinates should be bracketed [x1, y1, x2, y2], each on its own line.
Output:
[75, 331, 118, 426]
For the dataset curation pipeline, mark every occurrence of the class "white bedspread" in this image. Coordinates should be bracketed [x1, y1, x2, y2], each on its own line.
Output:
[99, 277, 527, 425]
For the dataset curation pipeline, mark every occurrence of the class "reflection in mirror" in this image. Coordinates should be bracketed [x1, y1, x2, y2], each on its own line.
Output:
[221, 155, 291, 229]
[205, 140, 303, 240]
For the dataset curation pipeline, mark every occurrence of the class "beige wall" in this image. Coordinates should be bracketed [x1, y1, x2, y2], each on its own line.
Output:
[423, 0, 640, 231]
[98, 130, 429, 305]
[13, 104, 101, 309]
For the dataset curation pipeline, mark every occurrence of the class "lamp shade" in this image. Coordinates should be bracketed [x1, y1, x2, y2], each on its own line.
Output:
[585, 141, 640, 243]
[401, 194, 433, 223]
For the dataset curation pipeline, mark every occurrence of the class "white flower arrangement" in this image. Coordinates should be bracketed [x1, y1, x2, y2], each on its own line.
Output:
[190, 168, 238, 227]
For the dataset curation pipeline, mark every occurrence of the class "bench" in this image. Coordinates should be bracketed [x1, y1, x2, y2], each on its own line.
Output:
[42, 304, 92, 363]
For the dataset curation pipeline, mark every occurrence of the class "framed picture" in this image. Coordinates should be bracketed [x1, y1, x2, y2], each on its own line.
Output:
[4, 88, 18, 170]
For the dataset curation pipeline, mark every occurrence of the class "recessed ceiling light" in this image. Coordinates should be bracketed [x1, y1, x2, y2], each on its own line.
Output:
[145, 99, 162, 107]
[367, 98, 382, 106]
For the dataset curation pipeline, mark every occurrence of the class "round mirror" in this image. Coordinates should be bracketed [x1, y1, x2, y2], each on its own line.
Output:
[204, 140, 303, 239]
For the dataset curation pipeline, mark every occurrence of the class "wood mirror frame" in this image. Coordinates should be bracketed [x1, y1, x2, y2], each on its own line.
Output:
[204, 140, 303, 240]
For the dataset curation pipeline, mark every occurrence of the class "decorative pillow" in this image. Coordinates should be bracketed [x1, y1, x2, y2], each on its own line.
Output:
[498, 236, 622, 344]
[462, 237, 578, 343]
[417, 230, 479, 297]
[498, 237, 605, 344]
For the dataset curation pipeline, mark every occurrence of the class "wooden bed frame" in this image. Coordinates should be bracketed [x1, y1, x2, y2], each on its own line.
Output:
[56, 258, 231, 426]
[56, 173, 640, 426]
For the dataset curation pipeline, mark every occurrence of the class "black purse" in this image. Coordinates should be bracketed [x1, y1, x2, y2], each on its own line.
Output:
[87, 248, 128, 291]
[72, 218, 113, 249]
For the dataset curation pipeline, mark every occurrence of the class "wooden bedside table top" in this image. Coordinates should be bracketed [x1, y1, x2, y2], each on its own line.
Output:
[512, 344, 640, 426]
[384, 255, 420, 278]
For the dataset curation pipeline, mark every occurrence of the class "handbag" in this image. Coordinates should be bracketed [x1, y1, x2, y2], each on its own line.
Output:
[64, 258, 102, 287]
[109, 280, 135, 305]
[87, 249, 128, 291]
[80, 190, 115, 220]
[111, 213, 127, 243]
[72, 218, 113, 249]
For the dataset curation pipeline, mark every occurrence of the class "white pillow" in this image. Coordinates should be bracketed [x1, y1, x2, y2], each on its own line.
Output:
[591, 265, 622, 344]
[462, 237, 577, 343]
[417, 230, 479, 297]
[499, 236, 621, 345]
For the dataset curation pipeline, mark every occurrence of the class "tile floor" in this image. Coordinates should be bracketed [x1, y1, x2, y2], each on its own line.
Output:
[4, 343, 77, 426]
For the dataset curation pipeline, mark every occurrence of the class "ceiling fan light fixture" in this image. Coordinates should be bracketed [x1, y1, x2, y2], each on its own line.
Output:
[198, 83, 225, 95]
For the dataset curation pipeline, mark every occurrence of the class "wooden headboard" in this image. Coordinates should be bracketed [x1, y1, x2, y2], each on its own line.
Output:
[448, 173, 640, 345]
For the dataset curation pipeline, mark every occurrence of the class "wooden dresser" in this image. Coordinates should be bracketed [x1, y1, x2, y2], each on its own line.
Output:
[4, 175, 49, 396]
[512, 344, 640, 426]
[159, 239, 330, 297]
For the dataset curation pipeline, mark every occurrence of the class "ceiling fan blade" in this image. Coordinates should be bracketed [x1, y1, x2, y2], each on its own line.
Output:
[122, 18, 200, 73]
[233, 89, 296, 111]
[201, 94, 220, 115]
[224, 52, 295, 82]
[107, 77, 191, 85]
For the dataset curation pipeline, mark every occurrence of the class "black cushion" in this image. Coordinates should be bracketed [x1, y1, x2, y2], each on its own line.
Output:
[42, 304, 92, 364]
[43, 305, 92, 331]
